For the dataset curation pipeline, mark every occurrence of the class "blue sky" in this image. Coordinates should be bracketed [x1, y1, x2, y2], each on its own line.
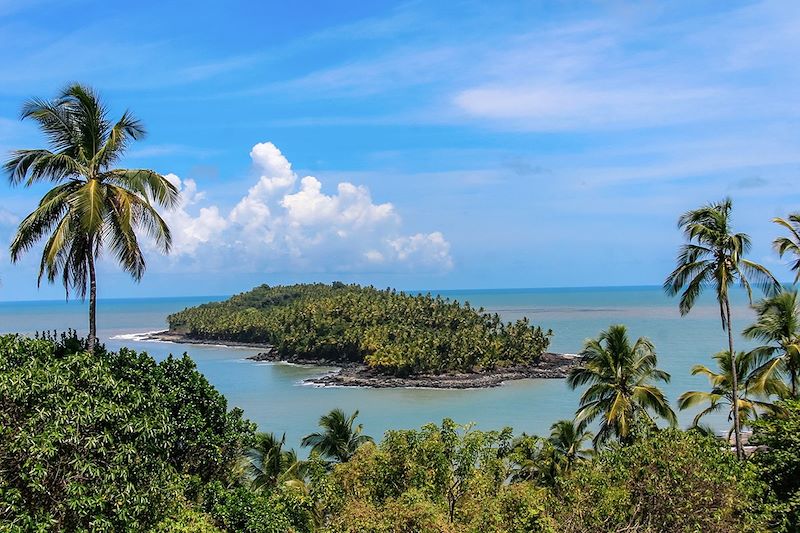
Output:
[0, 0, 799, 300]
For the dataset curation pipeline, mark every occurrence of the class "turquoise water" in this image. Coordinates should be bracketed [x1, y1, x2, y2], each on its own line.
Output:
[0, 287, 762, 450]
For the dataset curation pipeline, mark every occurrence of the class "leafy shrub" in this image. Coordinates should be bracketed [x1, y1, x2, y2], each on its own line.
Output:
[323, 489, 457, 533]
[320, 419, 515, 530]
[552, 428, 769, 532]
[751, 399, 800, 532]
[0, 333, 253, 531]
[0, 334, 178, 530]
[201, 481, 314, 533]
[156, 354, 255, 483]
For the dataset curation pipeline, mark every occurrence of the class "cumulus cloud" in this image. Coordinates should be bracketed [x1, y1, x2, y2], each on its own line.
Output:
[154, 142, 452, 273]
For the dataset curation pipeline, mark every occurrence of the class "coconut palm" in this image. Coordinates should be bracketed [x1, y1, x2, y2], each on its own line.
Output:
[743, 290, 800, 398]
[5, 84, 178, 351]
[245, 432, 304, 491]
[507, 435, 557, 485]
[664, 198, 779, 458]
[774, 213, 800, 283]
[301, 408, 373, 463]
[567, 324, 677, 447]
[678, 350, 786, 436]
[548, 419, 593, 471]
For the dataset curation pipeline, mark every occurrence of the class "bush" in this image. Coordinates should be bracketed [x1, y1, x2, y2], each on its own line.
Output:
[156, 355, 255, 483]
[323, 489, 456, 533]
[321, 419, 520, 530]
[552, 428, 769, 532]
[0, 333, 254, 531]
[751, 399, 800, 532]
[201, 481, 314, 533]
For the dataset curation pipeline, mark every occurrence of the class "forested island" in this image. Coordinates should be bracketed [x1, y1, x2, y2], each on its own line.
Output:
[163, 283, 571, 387]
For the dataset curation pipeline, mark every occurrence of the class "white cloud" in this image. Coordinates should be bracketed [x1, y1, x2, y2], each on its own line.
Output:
[390, 232, 453, 270]
[160, 173, 226, 256]
[154, 142, 452, 273]
[450, 3, 800, 131]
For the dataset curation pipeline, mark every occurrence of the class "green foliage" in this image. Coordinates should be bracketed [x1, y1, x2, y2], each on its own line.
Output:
[0, 333, 253, 531]
[301, 409, 372, 463]
[567, 324, 676, 445]
[245, 432, 303, 491]
[152, 502, 222, 533]
[322, 419, 514, 528]
[156, 354, 255, 483]
[679, 349, 785, 432]
[744, 289, 800, 398]
[468, 483, 554, 533]
[0, 334, 177, 530]
[323, 488, 457, 533]
[552, 428, 769, 532]
[751, 399, 800, 532]
[201, 481, 314, 533]
[167, 283, 551, 375]
[773, 213, 800, 284]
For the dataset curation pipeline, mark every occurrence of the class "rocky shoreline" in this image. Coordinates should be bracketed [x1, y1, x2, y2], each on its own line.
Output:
[303, 353, 579, 389]
[146, 331, 580, 389]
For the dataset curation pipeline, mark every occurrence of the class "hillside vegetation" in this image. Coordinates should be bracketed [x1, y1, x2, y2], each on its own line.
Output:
[1, 332, 781, 532]
[167, 283, 552, 375]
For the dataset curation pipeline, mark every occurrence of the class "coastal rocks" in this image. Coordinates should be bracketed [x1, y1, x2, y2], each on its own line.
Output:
[247, 349, 363, 369]
[303, 352, 579, 389]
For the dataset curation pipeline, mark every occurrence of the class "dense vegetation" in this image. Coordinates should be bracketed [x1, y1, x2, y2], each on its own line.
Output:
[0, 333, 254, 531]
[167, 283, 552, 375]
[5, 331, 800, 532]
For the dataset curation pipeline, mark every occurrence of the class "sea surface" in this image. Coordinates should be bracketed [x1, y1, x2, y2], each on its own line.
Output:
[0, 286, 764, 450]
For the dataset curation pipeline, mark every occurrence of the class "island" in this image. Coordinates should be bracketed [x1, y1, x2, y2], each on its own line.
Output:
[160, 282, 578, 388]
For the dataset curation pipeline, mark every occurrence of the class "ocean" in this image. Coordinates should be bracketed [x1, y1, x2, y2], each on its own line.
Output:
[0, 286, 762, 450]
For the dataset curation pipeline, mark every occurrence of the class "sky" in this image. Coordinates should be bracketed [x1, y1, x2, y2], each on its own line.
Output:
[0, 0, 799, 300]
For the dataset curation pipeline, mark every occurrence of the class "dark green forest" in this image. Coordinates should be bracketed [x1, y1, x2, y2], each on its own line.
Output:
[167, 283, 552, 375]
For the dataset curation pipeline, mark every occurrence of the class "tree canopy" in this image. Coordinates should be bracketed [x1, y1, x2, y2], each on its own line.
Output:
[168, 283, 552, 375]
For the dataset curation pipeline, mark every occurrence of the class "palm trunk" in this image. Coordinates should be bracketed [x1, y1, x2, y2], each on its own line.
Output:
[87, 251, 97, 353]
[724, 297, 744, 459]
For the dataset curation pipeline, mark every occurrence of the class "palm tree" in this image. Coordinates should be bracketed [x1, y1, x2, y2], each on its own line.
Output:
[5, 84, 178, 351]
[567, 324, 677, 447]
[664, 198, 779, 458]
[548, 419, 593, 472]
[245, 432, 304, 491]
[678, 350, 786, 437]
[301, 408, 373, 463]
[743, 290, 800, 398]
[774, 213, 800, 283]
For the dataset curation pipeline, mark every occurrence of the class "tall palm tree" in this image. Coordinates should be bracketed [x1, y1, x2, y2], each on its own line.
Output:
[5, 84, 178, 351]
[774, 213, 800, 283]
[548, 419, 593, 472]
[245, 432, 304, 491]
[567, 324, 677, 447]
[664, 198, 779, 458]
[743, 290, 800, 398]
[301, 408, 373, 463]
[678, 350, 786, 436]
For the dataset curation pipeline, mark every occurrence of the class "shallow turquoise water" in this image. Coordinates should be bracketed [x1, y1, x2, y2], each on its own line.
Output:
[0, 287, 762, 451]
